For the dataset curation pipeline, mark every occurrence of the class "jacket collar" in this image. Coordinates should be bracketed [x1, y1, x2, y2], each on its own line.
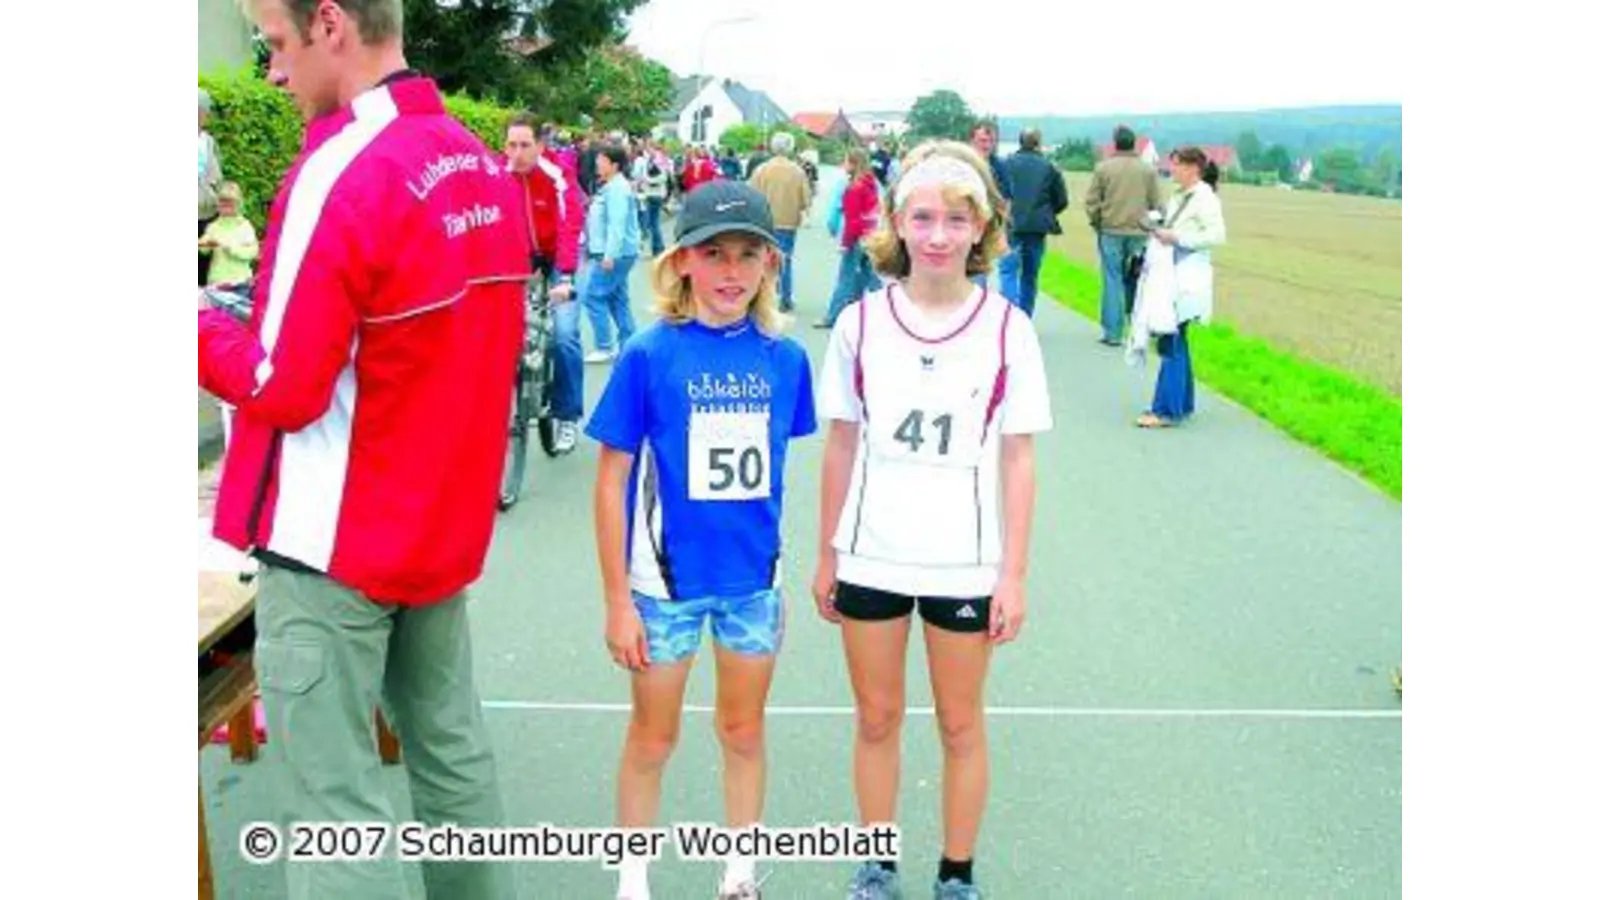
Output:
[303, 74, 445, 152]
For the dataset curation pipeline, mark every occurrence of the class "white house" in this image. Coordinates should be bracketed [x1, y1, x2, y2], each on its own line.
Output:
[663, 77, 789, 148]
[846, 110, 910, 143]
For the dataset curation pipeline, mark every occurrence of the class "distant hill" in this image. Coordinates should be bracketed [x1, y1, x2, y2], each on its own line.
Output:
[997, 105, 1400, 163]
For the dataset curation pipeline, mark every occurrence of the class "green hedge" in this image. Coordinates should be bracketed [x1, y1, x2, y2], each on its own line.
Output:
[198, 70, 526, 234]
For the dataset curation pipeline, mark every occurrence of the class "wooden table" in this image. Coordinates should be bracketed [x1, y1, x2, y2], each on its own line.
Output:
[199, 571, 401, 900]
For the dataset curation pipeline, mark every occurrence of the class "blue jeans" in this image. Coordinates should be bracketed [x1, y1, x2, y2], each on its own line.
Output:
[1011, 233, 1046, 317]
[997, 243, 1021, 303]
[1152, 320, 1195, 421]
[550, 296, 582, 421]
[1097, 232, 1148, 341]
[581, 256, 637, 352]
[775, 229, 797, 310]
[644, 197, 665, 257]
[824, 243, 881, 325]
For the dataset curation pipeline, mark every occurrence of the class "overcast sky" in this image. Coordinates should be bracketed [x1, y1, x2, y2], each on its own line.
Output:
[621, 0, 1405, 117]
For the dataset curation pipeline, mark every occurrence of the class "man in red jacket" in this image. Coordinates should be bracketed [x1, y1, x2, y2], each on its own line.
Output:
[504, 114, 586, 453]
[197, 3, 520, 897]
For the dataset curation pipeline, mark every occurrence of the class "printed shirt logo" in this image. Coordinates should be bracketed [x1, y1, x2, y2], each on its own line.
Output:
[686, 370, 774, 502]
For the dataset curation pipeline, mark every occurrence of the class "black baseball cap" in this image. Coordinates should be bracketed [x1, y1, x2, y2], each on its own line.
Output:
[675, 181, 779, 248]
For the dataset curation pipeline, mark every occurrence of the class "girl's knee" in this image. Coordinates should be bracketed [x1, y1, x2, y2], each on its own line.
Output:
[856, 701, 904, 745]
[714, 714, 766, 759]
[936, 712, 984, 758]
[625, 722, 679, 770]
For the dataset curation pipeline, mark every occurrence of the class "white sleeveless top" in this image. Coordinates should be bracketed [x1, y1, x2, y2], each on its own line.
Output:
[816, 283, 1054, 597]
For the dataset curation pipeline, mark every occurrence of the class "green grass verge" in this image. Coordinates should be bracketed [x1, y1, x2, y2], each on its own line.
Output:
[1039, 252, 1402, 499]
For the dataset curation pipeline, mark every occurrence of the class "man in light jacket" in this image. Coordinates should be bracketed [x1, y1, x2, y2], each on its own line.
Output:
[1085, 125, 1164, 344]
[747, 131, 814, 312]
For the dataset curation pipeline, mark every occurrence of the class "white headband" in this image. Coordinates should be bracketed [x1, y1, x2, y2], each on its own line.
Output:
[892, 156, 993, 219]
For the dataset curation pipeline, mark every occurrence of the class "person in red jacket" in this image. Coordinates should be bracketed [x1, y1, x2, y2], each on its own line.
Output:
[196, 3, 520, 897]
[504, 114, 587, 453]
[820, 147, 885, 327]
[681, 144, 720, 193]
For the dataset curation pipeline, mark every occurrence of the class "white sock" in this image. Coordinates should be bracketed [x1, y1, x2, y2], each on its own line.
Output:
[721, 854, 756, 890]
[617, 855, 651, 899]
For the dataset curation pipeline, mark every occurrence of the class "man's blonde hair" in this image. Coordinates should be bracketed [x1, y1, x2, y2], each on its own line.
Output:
[650, 242, 788, 335]
[865, 139, 1011, 278]
[244, 0, 402, 44]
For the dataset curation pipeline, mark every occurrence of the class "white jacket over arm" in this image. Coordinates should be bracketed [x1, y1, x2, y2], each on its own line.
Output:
[1166, 182, 1226, 324]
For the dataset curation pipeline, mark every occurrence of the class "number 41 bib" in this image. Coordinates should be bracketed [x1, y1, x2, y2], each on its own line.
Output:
[688, 409, 771, 501]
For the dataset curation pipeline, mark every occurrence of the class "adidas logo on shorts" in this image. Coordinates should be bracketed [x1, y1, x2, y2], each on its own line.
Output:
[956, 604, 978, 619]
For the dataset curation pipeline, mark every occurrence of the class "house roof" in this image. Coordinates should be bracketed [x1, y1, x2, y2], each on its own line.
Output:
[661, 75, 706, 120]
[663, 77, 789, 128]
[791, 111, 838, 135]
[722, 80, 788, 126]
[1198, 144, 1237, 167]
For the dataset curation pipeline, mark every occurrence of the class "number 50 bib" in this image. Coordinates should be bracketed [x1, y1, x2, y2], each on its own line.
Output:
[688, 409, 771, 501]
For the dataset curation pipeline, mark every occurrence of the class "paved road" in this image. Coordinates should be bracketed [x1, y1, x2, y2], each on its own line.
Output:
[202, 173, 1400, 898]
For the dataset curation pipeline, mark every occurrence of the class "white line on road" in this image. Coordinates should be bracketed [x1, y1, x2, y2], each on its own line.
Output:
[480, 700, 1399, 720]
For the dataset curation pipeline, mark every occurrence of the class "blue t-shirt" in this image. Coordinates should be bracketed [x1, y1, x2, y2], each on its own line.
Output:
[585, 317, 818, 599]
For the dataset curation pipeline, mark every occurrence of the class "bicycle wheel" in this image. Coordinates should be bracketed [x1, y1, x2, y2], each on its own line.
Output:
[535, 327, 562, 457]
[498, 361, 532, 511]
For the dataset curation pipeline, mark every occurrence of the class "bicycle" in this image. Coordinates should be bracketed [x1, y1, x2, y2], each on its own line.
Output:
[498, 268, 569, 511]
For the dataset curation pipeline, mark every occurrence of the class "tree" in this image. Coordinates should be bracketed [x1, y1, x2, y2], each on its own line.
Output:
[1316, 146, 1365, 191]
[1372, 148, 1400, 188]
[401, 1, 655, 101]
[519, 43, 673, 134]
[402, 0, 522, 102]
[906, 89, 977, 142]
[716, 123, 816, 156]
[1262, 143, 1294, 181]
[1052, 138, 1099, 172]
[1237, 130, 1264, 171]
[520, 0, 651, 66]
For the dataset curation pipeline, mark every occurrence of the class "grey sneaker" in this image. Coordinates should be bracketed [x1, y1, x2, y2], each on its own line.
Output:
[553, 420, 578, 454]
[932, 879, 982, 899]
[847, 862, 903, 899]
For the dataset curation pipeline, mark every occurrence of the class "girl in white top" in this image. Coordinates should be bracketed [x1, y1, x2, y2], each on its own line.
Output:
[812, 140, 1052, 900]
[1138, 145, 1226, 428]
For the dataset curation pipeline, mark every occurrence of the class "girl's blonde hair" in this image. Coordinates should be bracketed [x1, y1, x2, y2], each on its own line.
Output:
[864, 139, 1011, 279]
[650, 240, 787, 335]
[844, 147, 871, 179]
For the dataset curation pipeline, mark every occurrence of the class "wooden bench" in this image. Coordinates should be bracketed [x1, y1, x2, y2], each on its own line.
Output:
[199, 571, 401, 900]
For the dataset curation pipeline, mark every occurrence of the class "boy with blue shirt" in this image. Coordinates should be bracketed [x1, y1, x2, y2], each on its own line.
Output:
[587, 181, 817, 900]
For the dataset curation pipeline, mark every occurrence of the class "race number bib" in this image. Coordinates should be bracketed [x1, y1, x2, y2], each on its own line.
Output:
[688, 410, 771, 501]
[869, 400, 985, 468]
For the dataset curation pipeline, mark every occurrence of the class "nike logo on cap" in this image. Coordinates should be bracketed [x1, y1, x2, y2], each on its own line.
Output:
[714, 200, 746, 212]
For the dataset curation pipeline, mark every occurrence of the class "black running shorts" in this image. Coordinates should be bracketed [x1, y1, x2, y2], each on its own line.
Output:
[832, 581, 991, 634]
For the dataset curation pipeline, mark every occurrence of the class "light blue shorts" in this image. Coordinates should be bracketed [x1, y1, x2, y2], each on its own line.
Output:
[632, 589, 784, 664]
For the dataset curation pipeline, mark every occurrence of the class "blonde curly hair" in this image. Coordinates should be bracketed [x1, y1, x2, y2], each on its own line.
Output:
[864, 139, 1011, 279]
[649, 241, 788, 335]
